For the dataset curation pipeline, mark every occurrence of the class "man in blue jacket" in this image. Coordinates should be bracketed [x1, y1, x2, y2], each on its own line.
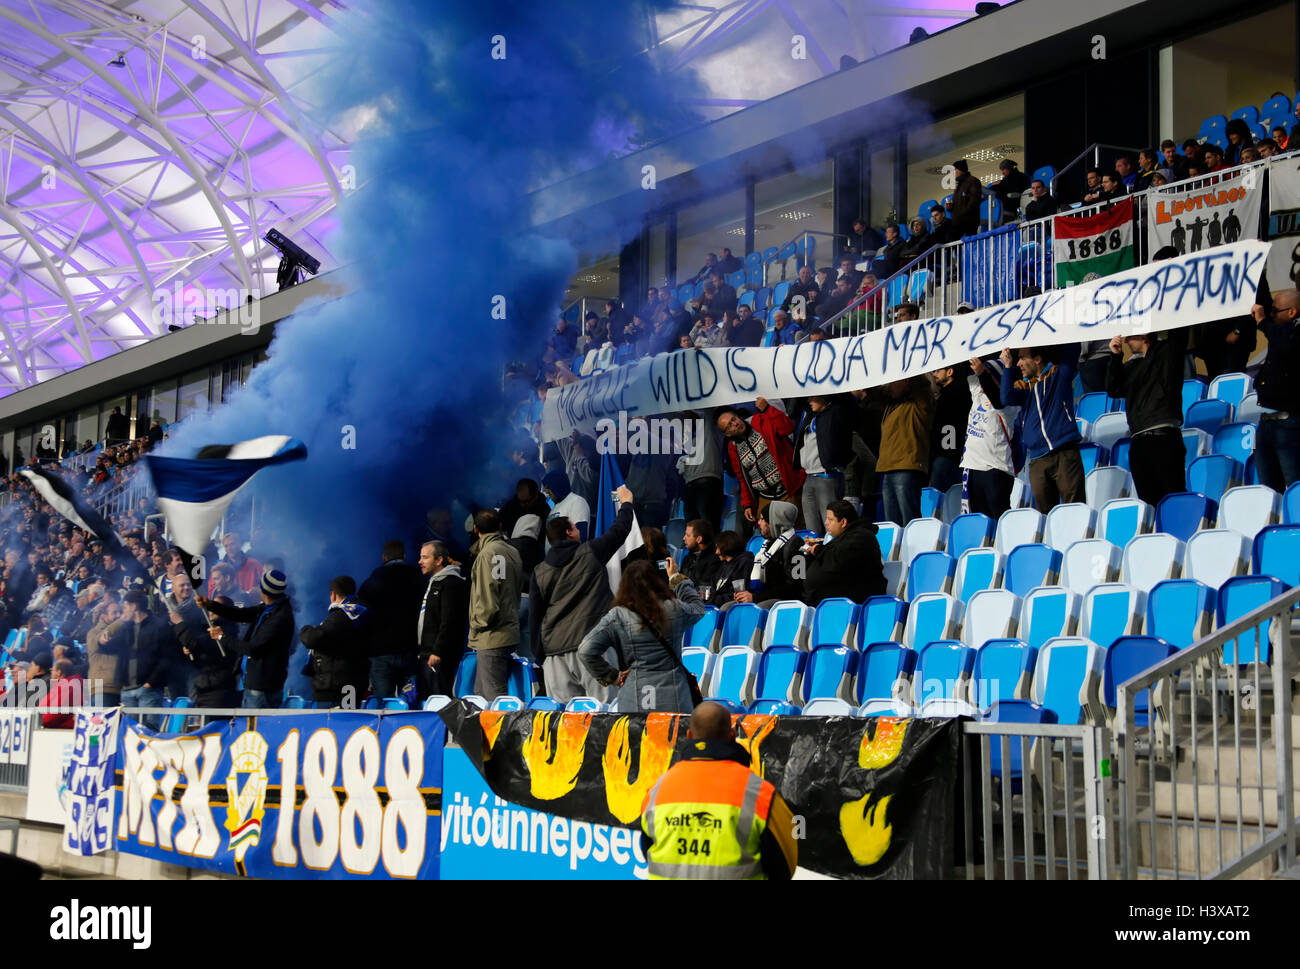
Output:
[1000, 343, 1085, 511]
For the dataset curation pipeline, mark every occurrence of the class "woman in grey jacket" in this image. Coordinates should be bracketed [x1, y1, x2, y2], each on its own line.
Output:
[577, 559, 706, 713]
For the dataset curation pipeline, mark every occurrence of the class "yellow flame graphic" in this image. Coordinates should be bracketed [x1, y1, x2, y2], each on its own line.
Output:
[520, 712, 591, 800]
[736, 714, 779, 779]
[858, 716, 906, 770]
[601, 714, 680, 823]
[840, 793, 894, 866]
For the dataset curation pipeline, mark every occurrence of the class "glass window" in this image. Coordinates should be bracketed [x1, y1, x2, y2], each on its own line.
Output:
[870, 145, 898, 230]
[1162, 6, 1296, 144]
[647, 220, 668, 292]
[906, 94, 1025, 225]
[754, 160, 834, 270]
[675, 187, 746, 285]
[178, 369, 211, 420]
[75, 406, 99, 447]
[151, 379, 178, 426]
[99, 395, 127, 442]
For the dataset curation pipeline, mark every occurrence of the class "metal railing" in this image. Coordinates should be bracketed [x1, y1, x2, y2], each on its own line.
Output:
[958, 719, 1113, 879]
[1049, 142, 1145, 200]
[1116, 584, 1300, 879]
[820, 153, 1276, 338]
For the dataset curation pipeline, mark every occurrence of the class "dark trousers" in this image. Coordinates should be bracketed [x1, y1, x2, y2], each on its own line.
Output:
[1129, 428, 1186, 507]
[965, 468, 1015, 520]
[1256, 415, 1300, 493]
[930, 454, 961, 493]
[369, 653, 416, 699]
[1028, 445, 1086, 512]
[881, 470, 925, 525]
[683, 477, 723, 532]
[474, 647, 513, 702]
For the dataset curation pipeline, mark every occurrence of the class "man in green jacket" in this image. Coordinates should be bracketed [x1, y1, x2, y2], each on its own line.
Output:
[468, 509, 524, 701]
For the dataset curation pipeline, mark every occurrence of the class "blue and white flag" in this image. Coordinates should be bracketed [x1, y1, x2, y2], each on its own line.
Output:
[596, 450, 643, 593]
[63, 709, 120, 857]
[145, 436, 307, 557]
[19, 465, 127, 555]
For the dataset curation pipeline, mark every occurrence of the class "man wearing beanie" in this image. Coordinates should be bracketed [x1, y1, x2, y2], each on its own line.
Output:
[199, 568, 295, 708]
[947, 158, 984, 237]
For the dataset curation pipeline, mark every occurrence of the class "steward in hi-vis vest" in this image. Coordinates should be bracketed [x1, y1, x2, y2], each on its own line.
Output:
[639, 702, 798, 880]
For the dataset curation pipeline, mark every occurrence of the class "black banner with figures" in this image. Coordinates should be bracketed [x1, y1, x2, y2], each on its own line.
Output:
[441, 703, 962, 879]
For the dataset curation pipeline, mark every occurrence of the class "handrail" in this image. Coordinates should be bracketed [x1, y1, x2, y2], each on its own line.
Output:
[1049, 142, 1145, 198]
[1116, 582, 1300, 879]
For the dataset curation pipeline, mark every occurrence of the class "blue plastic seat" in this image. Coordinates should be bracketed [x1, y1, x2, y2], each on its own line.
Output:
[874, 521, 902, 561]
[1254, 523, 1300, 588]
[972, 640, 1037, 709]
[363, 696, 382, 710]
[948, 512, 995, 559]
[1098, 497, 1153, 548]
[857, 596, 908, 647]
[508, 655, 539, 701]
[1031, 637, 1103, 724]
[1111, 438, 1132, 473]
[981, 701, 1058, 783]
[164, 697, 193, 733]
[1212, 422, 1256, 467]
[1080, 583, 1146, 649]
[903, 593, 964, 649]
[1019, 582, 1081, 650]
[1261, 94, 1291, 123]
[1208, 372, 1252, 408]
[525, 696, 563, 711]
[1217, 575, 1286, 664]
[979, 197, 1003, 225]
[738, 290, 755, 310]
[920, 487, 942, 520]
[1077, 443, 1106, 476]
[748, 700, 800, 715]
[905, 550, 955, 600]
[753, 286, 771, 312]
[859, 699, 914, 717]
[284, 695, 307, 709]
[1286, 482, 1300, 525]
[681, 646, 717, 689]
[1031, 165, 1056, 187]
[1185, 399, 1233, 437]
[954, 547, 1003, 603]
[1186, 454, 1241, 504]
[918, 199, 939, 222]
[1003, 543, 1062, 597]
[1103, 635, 1177, 726]
[914, 640, 976, 706]
[753, 645, 808, 705]
[719, 603, 768, 651]
[802, 645, 859, 703]
[684, 605, 722, 652]
[1076, 392, 1111, 425]
[1156, 492, 1217, 542]
[1182, 378, 1207, 416]
[1145, 579, 1215, 649]
[454, 652, 478, 698]
[1197, 115, 1229, 148]
[855, 641, 916, 704]
[810, 597, 860, 650]
[763, 600, 813, 651]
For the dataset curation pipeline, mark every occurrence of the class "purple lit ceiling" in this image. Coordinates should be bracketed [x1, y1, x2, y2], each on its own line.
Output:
[0, 0, 350, 395]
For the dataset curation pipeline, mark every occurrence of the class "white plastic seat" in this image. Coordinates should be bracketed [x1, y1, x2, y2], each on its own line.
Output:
[802, 698, 858, 716]
[1089, 412, 1130, 451]
[1120, 533, 1185, 593]
[961, 589, 1021, 648]
[900, 517, 948, 567]
[1086, 467, 1132, 510]
[1216, 485, 1281, 540]
[994, 508, 1045, 556]
[1183, 529, 1250, 590]
[1043, 503, 1096, 553]
[1060, 538, 1121, 596]
[919, 698, 981, 718]
[883, 560, 904, 597]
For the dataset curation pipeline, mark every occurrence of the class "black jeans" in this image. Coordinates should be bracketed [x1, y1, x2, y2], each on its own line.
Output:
[1129, 428, 1186, 508]
[682, 477, 723, 531]
[965, 468, 1014, 520]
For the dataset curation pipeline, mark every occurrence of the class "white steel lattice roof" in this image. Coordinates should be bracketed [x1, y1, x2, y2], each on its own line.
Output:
[0, 0, 349, 396]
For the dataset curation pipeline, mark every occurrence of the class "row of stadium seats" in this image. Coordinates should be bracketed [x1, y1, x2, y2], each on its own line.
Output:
[1199, 93, 1300, 148]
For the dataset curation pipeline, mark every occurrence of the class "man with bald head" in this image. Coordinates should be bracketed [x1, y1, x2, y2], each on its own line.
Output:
[638, 701, 798, 880]
[1252, 289, 1300, 492]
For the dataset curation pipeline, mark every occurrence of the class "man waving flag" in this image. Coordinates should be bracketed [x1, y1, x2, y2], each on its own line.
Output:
[596, 449, 644, 592]
[145, 436, 307, 558]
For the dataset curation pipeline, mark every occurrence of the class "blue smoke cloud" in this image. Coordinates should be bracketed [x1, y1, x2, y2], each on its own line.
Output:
[157, 0, 700, 693]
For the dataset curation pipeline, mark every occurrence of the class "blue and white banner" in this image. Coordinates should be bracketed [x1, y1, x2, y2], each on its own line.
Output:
[114, 711, 444, 879]
[440, 746, 646, 879]
[595, 450, 642, 593]
[63, 709, 120, 856]
[540, 241, 1268, 441]
[145, 435, 307, 557]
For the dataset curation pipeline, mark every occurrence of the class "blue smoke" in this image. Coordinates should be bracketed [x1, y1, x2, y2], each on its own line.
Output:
[157, 0, 699, 693]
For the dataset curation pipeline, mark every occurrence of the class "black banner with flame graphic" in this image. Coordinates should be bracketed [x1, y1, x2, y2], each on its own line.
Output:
[441, 703, 962, 879]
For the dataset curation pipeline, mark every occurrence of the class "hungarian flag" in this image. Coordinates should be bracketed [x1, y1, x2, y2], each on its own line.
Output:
[19, 465, 128, 556]
[595, 450, 643, 593]
[1053, 196, 1135, 285]
[145, 436, 307, 557]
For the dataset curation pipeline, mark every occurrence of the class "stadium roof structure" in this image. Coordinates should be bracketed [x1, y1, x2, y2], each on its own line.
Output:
[0, 0, 349, 397]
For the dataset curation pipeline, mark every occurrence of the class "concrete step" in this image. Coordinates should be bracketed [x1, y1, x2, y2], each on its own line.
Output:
[1130, 815, 1278, 879]
[1153, 780, 1289, 826]
[1173, 745, 1300, 788]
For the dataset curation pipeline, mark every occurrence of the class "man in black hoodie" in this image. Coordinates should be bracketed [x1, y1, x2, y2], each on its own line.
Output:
[101, 590, 175, 728]
[1106, 328, 1190, 507]
[530, 485, 635, 703]
[359, 540, 425, 699]
[198, 569, 295, 708]
[299, 576, 370, 708]
[680, 519, 721, 603]
[803, 501, 886, 605]
[416, 541, 469, 698]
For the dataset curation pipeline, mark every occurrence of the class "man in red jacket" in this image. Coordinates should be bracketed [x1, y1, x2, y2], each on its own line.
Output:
[717, 399, 806, 531]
